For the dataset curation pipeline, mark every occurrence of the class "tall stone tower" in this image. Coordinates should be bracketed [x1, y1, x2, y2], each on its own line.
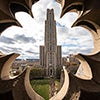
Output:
[40, 9, 62, 77]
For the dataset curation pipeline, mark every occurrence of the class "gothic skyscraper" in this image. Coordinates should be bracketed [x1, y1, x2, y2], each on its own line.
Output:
[40, 9, 62, 77]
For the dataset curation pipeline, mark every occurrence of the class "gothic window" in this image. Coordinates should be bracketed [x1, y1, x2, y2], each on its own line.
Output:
[50, 68, 53, 76]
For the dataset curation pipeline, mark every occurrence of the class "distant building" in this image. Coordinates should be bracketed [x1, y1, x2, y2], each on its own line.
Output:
[12, 59, 40, 73]
[40, 9, 62, 77]
[62, 54, 80, 74]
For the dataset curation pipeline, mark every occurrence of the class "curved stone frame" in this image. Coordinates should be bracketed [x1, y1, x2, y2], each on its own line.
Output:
[0, 0, 100, 99]
[0, 1, 44, 100]
[0, 0, 39, 34]
[0, 52, 44, 100]
[57, 0, 100, 99]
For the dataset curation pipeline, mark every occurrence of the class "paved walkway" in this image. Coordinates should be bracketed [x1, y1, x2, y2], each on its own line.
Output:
[50, 66, 69, 100]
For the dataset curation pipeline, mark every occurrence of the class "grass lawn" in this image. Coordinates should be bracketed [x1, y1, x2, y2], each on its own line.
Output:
[31, 79, 60, 100]
[31, 79, 49, 100]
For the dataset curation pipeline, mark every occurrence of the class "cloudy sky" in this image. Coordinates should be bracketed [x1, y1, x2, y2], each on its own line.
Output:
[0, 0, 94, 59]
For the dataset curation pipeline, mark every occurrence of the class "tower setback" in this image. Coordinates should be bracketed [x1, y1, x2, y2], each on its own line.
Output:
[40, 9, 62, 77]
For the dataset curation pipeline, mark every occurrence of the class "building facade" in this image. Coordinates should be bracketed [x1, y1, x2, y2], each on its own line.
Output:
[40, 9, 62, 77]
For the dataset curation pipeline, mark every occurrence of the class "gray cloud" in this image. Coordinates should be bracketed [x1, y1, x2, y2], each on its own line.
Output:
[14, 34, 36, 43]
[57, 25, 69, 35]
[79, 47, 93, 54]
[0, 46, 23, 54]
[62, 51, 69, 56]
[0, 36, 15, 44]
[0, 47, 11, 53]
[5, 46, 22, 53]
[26, 50, 39, 55]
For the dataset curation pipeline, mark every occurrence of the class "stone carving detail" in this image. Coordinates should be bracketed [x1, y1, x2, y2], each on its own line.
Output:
[0, 0, 39, 34]
[57, 0, 100, 99]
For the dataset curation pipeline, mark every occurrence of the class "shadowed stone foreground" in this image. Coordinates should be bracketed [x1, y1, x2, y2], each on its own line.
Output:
[0, 53, 44, 100]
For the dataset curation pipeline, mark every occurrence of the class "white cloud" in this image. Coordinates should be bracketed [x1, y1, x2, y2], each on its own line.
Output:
[0, 0, 94, 59]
